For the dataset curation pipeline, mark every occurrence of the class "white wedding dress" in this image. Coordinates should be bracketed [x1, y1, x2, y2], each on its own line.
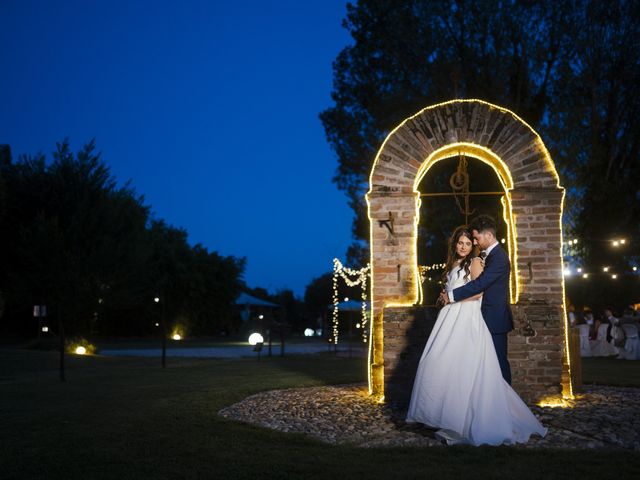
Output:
[405, 265, 547, 446]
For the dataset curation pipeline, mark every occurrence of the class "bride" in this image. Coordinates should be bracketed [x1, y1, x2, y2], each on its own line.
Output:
[405, 226, 547, 446]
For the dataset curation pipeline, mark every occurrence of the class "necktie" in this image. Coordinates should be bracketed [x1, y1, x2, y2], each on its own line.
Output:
[479, 251, 487, 260]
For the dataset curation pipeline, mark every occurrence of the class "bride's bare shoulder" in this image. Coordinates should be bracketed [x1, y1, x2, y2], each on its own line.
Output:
[470, 257, 484, 279]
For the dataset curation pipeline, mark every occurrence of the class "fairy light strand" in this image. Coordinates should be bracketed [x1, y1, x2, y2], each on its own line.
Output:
[419, 263, 447, 284]
[332, 259, 371, 344]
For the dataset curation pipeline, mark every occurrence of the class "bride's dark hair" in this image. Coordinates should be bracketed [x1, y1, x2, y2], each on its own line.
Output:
[441, 226, 476, 284]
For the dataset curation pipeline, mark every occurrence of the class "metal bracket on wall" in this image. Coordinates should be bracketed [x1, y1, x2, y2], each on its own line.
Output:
[378, 211, 395, 235]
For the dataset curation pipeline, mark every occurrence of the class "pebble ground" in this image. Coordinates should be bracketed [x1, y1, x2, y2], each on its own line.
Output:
[218, 384, 640, 449]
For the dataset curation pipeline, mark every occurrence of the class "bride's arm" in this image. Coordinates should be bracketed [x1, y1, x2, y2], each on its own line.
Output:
[461, 258, 483, 302]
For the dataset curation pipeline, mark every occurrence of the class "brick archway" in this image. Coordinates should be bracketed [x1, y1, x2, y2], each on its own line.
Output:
[366, 99, 572, 404]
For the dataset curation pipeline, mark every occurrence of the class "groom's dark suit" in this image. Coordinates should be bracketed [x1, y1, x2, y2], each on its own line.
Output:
[450, 244, 514, 384]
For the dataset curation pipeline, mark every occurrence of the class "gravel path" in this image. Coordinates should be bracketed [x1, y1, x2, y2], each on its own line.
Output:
[218, 384, 640, 449]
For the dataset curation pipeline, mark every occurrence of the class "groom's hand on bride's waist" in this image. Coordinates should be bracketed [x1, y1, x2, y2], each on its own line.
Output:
[439, 291, 451, 305]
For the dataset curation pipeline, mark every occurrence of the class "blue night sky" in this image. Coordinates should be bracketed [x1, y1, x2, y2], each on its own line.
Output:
[0, 0, 355, 297]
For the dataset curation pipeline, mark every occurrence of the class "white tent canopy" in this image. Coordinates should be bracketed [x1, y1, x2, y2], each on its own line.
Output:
[235, 292, 279, 308]
[328, 300, 371, 312]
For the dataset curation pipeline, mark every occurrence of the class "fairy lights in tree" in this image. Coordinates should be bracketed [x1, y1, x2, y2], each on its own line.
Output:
[332, 259, 371, 344]
[563, 236, 638, 279]
[419, 263, 447, 284]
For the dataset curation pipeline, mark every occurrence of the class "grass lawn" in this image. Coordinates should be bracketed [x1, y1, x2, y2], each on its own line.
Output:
[1, 349, 639, 480]
[580, 357, 640, 387]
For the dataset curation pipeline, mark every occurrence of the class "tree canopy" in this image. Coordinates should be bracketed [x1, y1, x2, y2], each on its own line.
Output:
[0, 140, 246, 337]
[321, 0, 640, 294]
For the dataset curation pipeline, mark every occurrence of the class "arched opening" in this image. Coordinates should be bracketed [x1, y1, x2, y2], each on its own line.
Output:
[409, 143, 519, 306]
[416, 153, 510, 305]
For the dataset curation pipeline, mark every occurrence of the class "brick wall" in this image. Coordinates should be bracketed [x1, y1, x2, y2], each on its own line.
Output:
[382, 306, 437, 406]
[367, 100, 572, 404]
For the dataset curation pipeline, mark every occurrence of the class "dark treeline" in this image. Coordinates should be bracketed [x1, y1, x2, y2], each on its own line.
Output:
[0, 140, 245, 338]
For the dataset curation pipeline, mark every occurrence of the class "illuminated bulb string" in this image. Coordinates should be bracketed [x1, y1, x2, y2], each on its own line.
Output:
[332, 259, 371, 344]
[419, 263, 447, 284]
[362, 98, 583, 400]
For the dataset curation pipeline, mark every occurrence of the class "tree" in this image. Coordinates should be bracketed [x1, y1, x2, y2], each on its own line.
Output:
[321, 0, 572, 264]
[322, 1, 640, 310]
[0, 139, 247, 338]
[272, 289, 304, 331]
[114, 218, 246, 337]
[544, 0, 640, 310]
[545, 0, 640, 270]
[0, 145, 10, 321]
[304, 273, 334, 328]
[0, 139, 151, 335]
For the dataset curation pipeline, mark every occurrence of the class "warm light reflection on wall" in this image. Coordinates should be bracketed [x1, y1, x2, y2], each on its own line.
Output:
[558, 189, 574, 399]
[366, 99, 570, 400]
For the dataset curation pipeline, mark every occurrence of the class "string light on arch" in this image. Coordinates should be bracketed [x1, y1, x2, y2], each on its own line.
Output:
[364, 99, 576, 399]
[332, 259, 371, 345]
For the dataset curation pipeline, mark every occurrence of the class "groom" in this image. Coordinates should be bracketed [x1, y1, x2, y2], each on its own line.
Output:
[440, 215, 514, 384]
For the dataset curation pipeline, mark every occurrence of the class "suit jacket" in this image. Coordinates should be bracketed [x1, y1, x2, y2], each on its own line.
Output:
[451, 244, 514, 334]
